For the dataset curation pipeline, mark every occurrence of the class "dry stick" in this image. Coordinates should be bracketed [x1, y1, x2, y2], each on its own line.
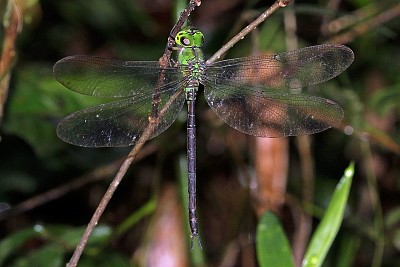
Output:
[66, 1, 201, 266]
[320, 0, 341, 33]
[0, 162, 119, 221]
[329, 2, 400, 155]
[360, 141, 384, 267]
[322, 0, 395, 37]
[0, 144, 157, 222]
[328, 2, 400, 44]
[338, 122, 400, 155]
[67, 90, 184, 267]
[206, 0, 293, 64]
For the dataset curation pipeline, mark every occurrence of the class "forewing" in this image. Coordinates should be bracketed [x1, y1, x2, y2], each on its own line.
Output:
[206, 44, 354, 90]
[54, 56, 182, 97]
[57, 88, 185, 147]
[203, 44, 352, 137]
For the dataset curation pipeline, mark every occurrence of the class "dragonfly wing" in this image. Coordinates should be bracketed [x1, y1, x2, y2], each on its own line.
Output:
[203, 44, 352, 137]
[203, 83, 343, 137]
[206, 44, 354, 90]
[57, 89, 185, 147]
[54, 56, 182, 97]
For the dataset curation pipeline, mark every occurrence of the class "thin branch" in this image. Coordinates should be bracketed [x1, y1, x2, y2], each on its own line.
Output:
[66, 1, 201, 266]
[206, 0, 293, 64]
[338, 122, 400, 155]
[321, 0, 394, 36]
[360, 141, 384, 267]
[326, 2, 400, 44]
[67, 90, 184, 267]
[0, 144, 157, 221]
[319, 0, 341, 36]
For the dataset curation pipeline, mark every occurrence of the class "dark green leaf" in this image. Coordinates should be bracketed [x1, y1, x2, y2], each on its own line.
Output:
[0, 228, 38, 266]
[3, 64, 106, 157]
[11, 245, 64, 267]
[256, 212, 294, 267]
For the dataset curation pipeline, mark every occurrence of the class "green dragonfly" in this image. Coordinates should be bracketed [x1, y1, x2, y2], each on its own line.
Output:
[54, 27, 354, 242]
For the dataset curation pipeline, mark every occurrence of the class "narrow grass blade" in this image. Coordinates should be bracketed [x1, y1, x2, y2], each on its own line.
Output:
[302, 162, 355, 267]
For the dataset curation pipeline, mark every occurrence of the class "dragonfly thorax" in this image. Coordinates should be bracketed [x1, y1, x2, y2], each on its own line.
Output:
[178, 46, 205, 102]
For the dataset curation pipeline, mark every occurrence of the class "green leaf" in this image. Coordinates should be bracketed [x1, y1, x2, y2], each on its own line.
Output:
[47, 224, 112, 248]
[114, 199, 156, 237]
[79, 251, 132, 267]
[3, 64, 106, 158]
[256, 212, 295, 267]
[0, 227, 38, 266]
[336, 234, 360, 267]
[302, 162, 354, 267]
[11, 245, 64, 267]
[385, 206, 400, 228]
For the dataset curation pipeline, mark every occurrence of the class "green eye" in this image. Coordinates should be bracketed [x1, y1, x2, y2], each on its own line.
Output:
[175, 27, 204, 48]
[193, 31, 204, 47]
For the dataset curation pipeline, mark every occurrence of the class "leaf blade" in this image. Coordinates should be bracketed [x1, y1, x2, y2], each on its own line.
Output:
[302, 162, 354, 267]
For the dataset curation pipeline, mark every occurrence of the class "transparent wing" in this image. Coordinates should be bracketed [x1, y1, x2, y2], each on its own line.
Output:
[53, 56, 182, 97]
[203, 44, 353, 137]
[57, 88, 185, 147]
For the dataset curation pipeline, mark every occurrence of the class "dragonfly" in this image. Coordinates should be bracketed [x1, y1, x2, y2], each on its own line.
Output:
[54, 27, 354, 243]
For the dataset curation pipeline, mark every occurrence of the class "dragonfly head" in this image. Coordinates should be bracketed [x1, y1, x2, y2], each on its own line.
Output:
[175, 27, 204, 48]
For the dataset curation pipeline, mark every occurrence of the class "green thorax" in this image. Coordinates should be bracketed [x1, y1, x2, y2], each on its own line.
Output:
[175, 27, 206, 100]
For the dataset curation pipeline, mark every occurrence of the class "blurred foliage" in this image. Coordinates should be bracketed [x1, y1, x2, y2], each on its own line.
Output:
[0, 0, 400, 266]
[0, 224, 131, 267]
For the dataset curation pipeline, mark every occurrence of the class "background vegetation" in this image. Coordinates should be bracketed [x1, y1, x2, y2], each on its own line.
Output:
[0, 0, 399, 266]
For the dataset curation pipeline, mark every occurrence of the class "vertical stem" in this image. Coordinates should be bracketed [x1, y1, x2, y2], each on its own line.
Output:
[360, 140, 384, 267]
[0, 0, 21, 126]
[283, 4, 314, 265]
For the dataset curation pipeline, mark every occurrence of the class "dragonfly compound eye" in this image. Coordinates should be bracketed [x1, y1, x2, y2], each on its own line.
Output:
[175, 32, 193, 47]
[193, 31, 204, 47]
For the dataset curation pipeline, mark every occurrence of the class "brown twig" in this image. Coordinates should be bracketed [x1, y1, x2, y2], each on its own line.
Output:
[206, 0, 293, 64]
[0, 0, 22, 128]
[338, 122, 400, 155]
[322, 0, 394, 36]
[0, 144, 157, 222]
[360, 141, 384, 267]
[319, 0, 341, 36]
[326, 2, 400, 44]
[67, 90, 183, 267]
[66, 1, 201, 266]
